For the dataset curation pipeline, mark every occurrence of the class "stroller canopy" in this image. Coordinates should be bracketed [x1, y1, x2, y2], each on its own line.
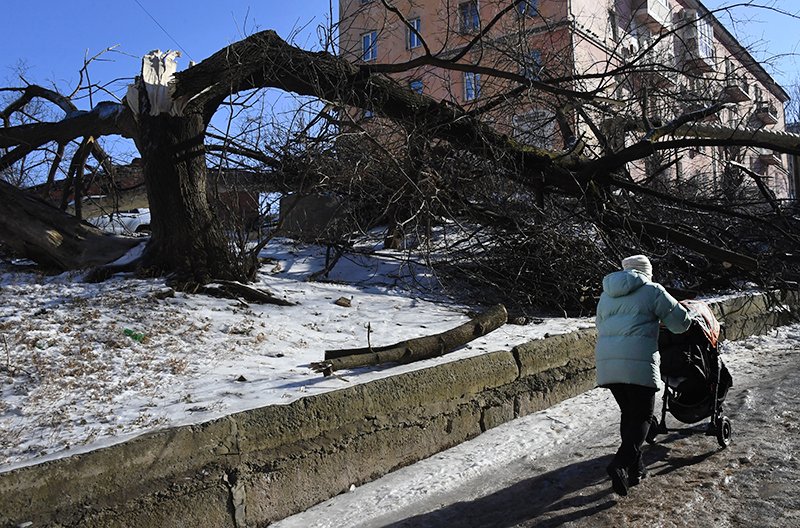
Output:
[680, 299, 720, 348]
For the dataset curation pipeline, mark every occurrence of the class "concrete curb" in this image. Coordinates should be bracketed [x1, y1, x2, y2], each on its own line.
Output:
[1, 291, 797, 527]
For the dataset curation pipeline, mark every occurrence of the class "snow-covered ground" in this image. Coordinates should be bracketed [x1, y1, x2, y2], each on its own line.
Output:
[0, 237, 594, 472]
[5, 234, 796, 526]
[273, 324, 800, 528]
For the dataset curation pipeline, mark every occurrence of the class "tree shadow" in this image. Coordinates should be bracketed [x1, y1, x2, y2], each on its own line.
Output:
[380, 454, 617, 528]
[381, 434, 721, 528]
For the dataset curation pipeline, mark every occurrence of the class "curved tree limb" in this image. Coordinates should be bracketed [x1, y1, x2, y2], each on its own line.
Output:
[0, 102, 135, 149]
[594, 117, 800, 174]
[602, 214, 758, 270]
[1, 85, 126, 179]
[174, 30, 583, 195]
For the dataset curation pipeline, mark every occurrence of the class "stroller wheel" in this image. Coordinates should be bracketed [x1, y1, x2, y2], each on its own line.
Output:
[716, 416, 732, 448]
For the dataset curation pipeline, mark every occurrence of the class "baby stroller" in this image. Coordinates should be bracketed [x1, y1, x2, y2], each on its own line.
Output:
[650, 300, 734, 447]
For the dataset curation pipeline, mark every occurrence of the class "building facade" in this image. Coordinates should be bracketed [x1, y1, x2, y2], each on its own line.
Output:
[339, 0, 791, 199]
[788, 122, 800, 200]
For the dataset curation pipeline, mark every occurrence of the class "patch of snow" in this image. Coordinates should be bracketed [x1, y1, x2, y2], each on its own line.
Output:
[0, 237, 592, 472]
[108, 241, 148, 266]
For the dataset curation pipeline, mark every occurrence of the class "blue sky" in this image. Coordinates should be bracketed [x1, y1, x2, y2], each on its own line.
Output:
[2, 1, 338, 163]
[2, 0, 337, 99]
[1, 0, 796, 105]
[705, 0, 799, 88]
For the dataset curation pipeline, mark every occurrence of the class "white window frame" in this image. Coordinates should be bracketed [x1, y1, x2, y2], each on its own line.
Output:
[407, 17, 422, 49]
[464, 71, 481, 101]
[696, 18, 714, 61]
[362, 31, 378, 62]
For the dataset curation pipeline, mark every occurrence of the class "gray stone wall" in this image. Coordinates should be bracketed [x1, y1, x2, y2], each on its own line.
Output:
[1, 291, 796, 527]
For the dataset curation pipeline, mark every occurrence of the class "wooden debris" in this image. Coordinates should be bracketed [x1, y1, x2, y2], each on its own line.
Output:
[199, 280, 296, 306]
[311, 304, 507, 376]
[334, 297, 352, 307]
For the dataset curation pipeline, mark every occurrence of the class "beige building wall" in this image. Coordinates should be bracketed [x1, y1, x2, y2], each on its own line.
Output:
[339, 0, 791, 198]
[601, 0, 790, 197]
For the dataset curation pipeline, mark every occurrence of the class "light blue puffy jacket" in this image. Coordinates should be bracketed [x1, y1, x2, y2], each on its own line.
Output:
[594, 270, 691, 389]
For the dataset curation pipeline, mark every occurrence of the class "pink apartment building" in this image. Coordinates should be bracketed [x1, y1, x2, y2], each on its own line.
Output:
[338, 0, 793, 199]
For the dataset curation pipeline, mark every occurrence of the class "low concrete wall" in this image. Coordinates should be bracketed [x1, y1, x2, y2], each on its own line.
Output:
[1, 291, 797, 527]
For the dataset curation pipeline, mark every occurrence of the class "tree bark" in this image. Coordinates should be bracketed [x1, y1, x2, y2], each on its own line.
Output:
[134, 111, 249, 283]
[197, 280, 296, 306]
[0, 179, 140, 270]
[313, 304, 507, 375]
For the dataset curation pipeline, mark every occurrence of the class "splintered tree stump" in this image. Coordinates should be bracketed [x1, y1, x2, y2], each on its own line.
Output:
[312, 304, 507, 375]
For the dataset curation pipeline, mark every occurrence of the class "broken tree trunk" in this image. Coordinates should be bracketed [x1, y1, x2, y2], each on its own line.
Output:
[129, 51, 248, 284]
[0, 179, 141, 271]
[312, 304, 507, 376]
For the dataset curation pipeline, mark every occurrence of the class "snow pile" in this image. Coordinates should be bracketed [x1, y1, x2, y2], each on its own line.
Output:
[0, 237, 593, 471]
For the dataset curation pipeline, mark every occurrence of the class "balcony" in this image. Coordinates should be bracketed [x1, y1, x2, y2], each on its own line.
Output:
[754, 102, 779, 125]
[721, 75, 751, 103]
[635, 34, 677, 87]
[757, 149, 782, 167]
[634, 0, 672, 31]
[683, 102, 719, 122]
[679, 41, 715, 72]
[640, 60, 677, 87]
[674, 9, 716, 73]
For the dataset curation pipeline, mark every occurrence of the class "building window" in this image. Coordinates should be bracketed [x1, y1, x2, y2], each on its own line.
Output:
[407, 17, 422, 49]
[697, 18, 714, 61]
[728, 105, 740, 127]
[464, 71, 481, 100]
[608, 9, 619, 42]
[459, 1, 480, 33]
[362, 31, 378, 62]
[521, 50, 542, 80]
[409, 79, 424, 94]
[517, 0, 539, 17]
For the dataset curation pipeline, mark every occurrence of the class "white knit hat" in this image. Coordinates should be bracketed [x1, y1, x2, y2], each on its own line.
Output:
[622, 254, 652, 279]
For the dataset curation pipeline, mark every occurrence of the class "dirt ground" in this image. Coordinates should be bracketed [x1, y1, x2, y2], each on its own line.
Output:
[382, 338, 800, 528]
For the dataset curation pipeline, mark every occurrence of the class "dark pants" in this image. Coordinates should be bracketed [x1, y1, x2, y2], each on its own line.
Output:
[607, 383, 657, 473]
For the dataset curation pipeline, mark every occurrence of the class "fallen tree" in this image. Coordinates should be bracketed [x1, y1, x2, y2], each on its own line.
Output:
[2, 9, 800, 311]
[0, 179, 140, 270]
[312, 304, 508, 375]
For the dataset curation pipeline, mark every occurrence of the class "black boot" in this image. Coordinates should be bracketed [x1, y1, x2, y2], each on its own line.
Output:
[645, 415, 659, 444]
[628, 464, 648, 486]
[606, 465, 629, 496]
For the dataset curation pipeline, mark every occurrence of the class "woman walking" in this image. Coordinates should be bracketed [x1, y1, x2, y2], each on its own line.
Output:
[595, 255, 691, 496]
